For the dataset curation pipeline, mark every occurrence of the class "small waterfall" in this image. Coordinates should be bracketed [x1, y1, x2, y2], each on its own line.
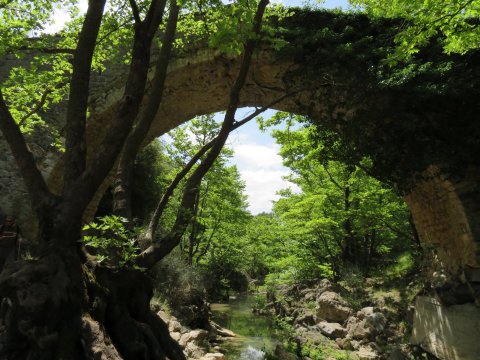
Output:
[240, 345, 265, 360]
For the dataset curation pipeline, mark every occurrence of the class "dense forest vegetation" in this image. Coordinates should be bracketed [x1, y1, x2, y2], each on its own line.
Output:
[1, 0, 479, 358]
[119, 109, 417, 298]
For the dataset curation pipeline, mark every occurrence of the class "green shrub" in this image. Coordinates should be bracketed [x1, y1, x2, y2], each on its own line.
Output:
[82, 215, 140, 268]
[301, 342, 356, 360]
[385, 252, 415, 279]
[253, 294, 267, 309]
[151, 249, 205, 306]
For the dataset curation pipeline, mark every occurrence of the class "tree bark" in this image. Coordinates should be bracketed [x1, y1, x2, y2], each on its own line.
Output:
[0, 89, 56, 242]
[342, 183, 357, 264]
[63, 0, 107, 191]
[63, 0, 168, 222]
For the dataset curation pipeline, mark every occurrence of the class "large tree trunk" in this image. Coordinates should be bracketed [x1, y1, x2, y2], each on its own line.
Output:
[0, 0, 180, 357]
[0, 252, 185, 359]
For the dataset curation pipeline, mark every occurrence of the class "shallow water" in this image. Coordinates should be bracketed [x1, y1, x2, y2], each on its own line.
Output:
[211, 295, 280, 360]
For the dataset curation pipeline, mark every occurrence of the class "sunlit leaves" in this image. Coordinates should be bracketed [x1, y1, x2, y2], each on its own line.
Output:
[0, 0, 73, 55]
[264, 112, 412, 278]
[82, 215, 141, 268]
[350, 0, 480, 62]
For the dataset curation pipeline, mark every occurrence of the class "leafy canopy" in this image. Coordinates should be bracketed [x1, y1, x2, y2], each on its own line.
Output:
[350, 0, 480, 61]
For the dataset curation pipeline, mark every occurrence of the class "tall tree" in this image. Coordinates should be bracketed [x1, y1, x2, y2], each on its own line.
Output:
[135, 0, 270, 268]
[266, 113, 413, 278]
[0, 0, 269, 357]
[112, 0, 180, 219]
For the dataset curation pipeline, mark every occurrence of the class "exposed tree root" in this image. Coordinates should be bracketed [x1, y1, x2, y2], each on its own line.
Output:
[0, 258, 185, 360]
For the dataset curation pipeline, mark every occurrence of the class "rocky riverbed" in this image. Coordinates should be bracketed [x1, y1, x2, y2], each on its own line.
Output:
[255, 278, 418, 360]
[156, 308, 236, 360]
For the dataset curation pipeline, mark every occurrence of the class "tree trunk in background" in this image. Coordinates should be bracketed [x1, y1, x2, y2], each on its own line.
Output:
[342, 184, 357, 265]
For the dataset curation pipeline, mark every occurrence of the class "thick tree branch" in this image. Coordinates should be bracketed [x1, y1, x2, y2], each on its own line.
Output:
[144, 0, 166, 37]
[113, 0, 180, 218]
[129, 0, 142, 24]
[141, 91, 299, 245]
[0, 88, 52, 211]
[64, 0, 168, 219]
[63, 0, 107, 191]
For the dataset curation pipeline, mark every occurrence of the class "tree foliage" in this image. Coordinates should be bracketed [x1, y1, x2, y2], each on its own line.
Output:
[350, 0, 480, 61]
[258, 113, 414, 281]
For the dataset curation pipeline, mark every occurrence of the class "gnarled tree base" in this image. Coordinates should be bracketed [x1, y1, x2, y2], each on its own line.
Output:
[0, 256, 185, 360]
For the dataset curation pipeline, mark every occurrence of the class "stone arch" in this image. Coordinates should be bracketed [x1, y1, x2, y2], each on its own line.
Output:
[1, 13, 479, 280]
[79, 45, 480, 276]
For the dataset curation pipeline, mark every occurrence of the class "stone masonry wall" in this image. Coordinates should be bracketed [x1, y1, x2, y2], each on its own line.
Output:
[405, 166, 479, 275]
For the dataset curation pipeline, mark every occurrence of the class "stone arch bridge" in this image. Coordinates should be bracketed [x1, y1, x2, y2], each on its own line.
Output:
[1, 12, 480, 353]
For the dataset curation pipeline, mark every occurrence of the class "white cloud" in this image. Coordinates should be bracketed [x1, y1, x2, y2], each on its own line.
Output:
[43, 1, 90, 34]
[232, 143, 284, 170]
[230, 142, 297, 214]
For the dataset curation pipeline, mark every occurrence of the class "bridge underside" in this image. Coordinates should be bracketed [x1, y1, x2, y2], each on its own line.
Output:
[1, 8, 479, 325]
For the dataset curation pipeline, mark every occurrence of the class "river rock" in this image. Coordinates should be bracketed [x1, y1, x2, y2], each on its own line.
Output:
[294, 313, 316, 327]
[346, 308, 387, 340]
[274, 344, 298, 360]
[355, 345, 380, 360]
[184, 342, 204, 359]
[216, 327, 235, 337]
[169, 319, 183, 333]
[317, 279, 339, 295]
[157, 310, 171, 324]
[179, 329, 209, 348]
[210, 320, 236, 337]
[302, 290, 318, 302]
[335, 337, 354, 350]
[316, 291, 352, 323]
[171, 332, 182, 342]
[387, 348, 407, 360]
[199, 353, 226, 360]
[295, 326, 329, 346]
[317, 321, 347, 339]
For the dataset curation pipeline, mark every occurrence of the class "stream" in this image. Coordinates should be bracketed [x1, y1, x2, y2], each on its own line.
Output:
[211, 295, 281, 360]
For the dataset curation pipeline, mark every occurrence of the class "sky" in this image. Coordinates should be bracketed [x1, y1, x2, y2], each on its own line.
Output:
[47, 0, 351, 214]
[223, 109, 289, 214]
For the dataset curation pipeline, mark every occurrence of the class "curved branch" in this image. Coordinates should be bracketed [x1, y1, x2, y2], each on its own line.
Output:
[0, 88, 53, 211]
[63, 0, 107, 191]
[141, 90, 299, 245]
[135, 0, 270, 269]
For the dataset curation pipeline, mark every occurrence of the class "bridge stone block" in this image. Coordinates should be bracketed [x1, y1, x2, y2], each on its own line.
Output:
[411, 296, 480, 360]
